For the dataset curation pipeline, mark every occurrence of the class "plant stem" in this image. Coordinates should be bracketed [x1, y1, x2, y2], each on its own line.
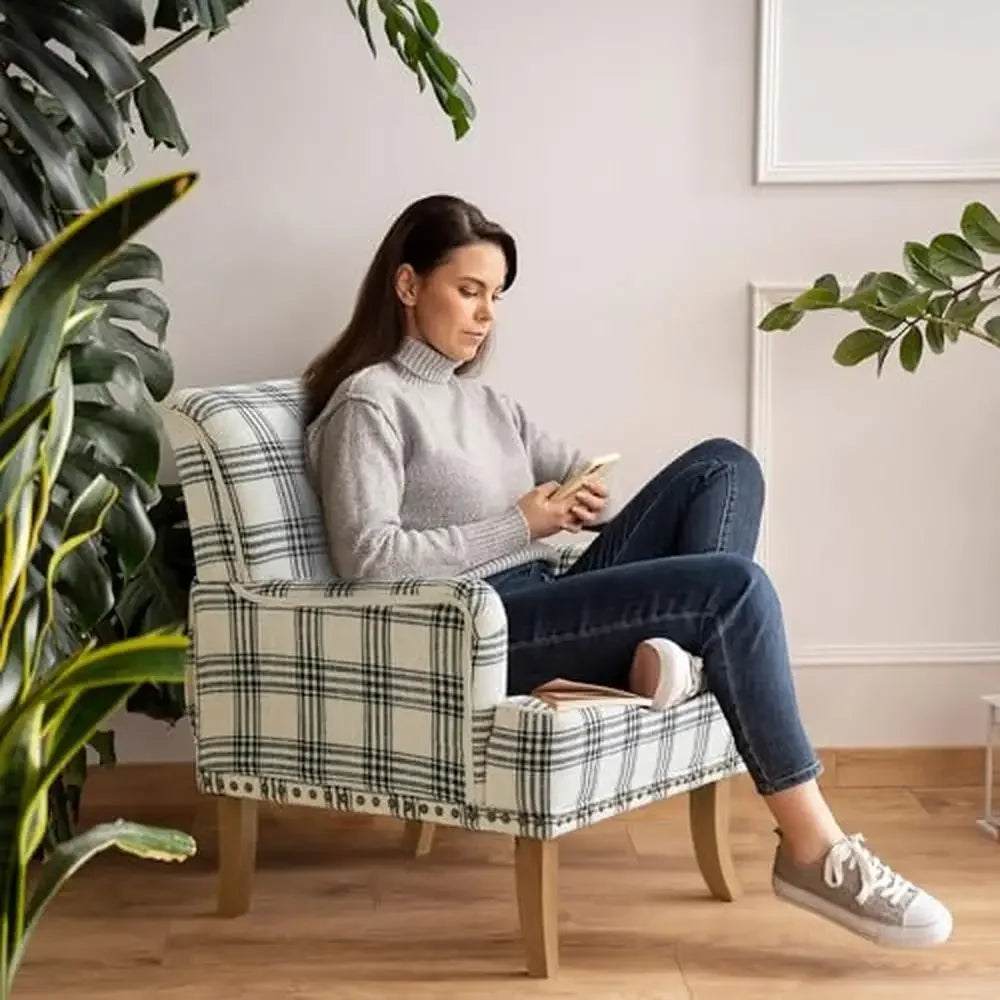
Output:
[141, 26, 204, 71]
[951, 265, 1000, 300]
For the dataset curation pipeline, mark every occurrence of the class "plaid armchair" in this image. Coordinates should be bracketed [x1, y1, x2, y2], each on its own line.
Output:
[161, 378, 747, 978]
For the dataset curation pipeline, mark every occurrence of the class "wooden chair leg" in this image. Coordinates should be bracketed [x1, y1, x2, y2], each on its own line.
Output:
[514, 837, 559, 978]
[217, 796, 258, 916]
[403, 820, 436, 857]
[689, 779, 742, 902]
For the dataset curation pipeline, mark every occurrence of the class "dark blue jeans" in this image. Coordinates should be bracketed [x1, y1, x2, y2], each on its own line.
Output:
[486, 437, 821, 796]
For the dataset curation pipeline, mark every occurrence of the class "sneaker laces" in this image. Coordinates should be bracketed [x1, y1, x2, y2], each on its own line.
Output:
[823, 834, 914, 907]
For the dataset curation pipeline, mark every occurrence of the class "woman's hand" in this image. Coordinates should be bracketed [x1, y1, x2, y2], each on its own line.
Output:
[517, 477, 609, 539]
[568, 477, 608, 529]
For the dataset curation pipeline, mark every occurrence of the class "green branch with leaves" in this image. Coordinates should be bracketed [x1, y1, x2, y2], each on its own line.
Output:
[759, 201, 1000, 375]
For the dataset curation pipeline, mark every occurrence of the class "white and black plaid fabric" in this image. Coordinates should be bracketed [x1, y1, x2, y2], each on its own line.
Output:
[164, 379, 746, 840]
[161, 381, 332, 582]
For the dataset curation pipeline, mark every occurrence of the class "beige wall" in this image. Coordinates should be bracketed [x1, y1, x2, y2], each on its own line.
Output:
[107, 0, 1000, 761]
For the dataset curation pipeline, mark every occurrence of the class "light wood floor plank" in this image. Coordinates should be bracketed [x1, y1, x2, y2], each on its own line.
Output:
[10, 781, 998, 999]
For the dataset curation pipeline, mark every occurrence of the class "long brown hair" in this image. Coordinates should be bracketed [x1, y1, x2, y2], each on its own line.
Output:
[303, 194, 517, 424]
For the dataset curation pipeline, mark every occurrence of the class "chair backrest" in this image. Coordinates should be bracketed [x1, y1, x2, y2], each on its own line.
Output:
[160, 379, 333, 583]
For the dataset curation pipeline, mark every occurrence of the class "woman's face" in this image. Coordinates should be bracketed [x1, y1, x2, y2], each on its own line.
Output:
[396, 241, 507, 363]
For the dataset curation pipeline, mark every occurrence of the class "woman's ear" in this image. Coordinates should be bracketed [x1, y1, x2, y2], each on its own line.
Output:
[394, 264, 419, 307]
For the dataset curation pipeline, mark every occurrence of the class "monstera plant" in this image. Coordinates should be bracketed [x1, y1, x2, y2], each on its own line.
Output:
[0, 171, 199, 1000]
[0, 0, 470, 835]
[759, 201, 1000, 374]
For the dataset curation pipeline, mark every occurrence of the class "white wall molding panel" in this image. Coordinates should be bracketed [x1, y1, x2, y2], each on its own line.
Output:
[756, 0, 1000, 184]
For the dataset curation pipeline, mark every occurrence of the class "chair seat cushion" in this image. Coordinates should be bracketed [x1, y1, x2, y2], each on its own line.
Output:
[483, 692, 745, 837]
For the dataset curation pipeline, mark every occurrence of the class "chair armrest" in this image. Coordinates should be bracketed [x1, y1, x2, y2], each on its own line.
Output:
[187, 576, 509, 805]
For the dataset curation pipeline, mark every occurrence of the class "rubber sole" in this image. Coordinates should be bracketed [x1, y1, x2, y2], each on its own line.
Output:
[773, 875, 953, 948]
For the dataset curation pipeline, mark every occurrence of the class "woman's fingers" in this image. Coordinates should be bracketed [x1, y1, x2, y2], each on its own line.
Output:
[574, 487, 606, 512]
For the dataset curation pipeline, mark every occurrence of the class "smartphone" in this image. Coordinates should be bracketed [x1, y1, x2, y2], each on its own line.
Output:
[549, 452, 621, 501]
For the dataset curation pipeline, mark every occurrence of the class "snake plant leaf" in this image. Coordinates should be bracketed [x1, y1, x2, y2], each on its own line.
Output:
[32, 474, 118, 674]
[0, 700, 46, 979]
[28, 632, 188, 708]
[59, 450, 157, 577]
[38, 686, 134, 811]
[40, 359, 75, 509]
[11, 818, 195, 982]
[0, 395, 54, 483]
[37, 508, 114, 634]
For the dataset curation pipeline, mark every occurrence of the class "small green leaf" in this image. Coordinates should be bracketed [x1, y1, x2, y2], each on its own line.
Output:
[946, 292, 998, 327]
[903, 242, 952, 292]
[899, 327, 923, 372]
[833, 328, 889, 366]
[884, 290, 932, 319]
[985, 316, 1000, 344]
[858, 305, 904, 332]
[926, 320, 945, 354]
[960, 202, 1000, 254]
[415, 0, 440, 35]
[839, 272, 880, 310]
[758, 302, 804, 331]
[875, 272, 912, 304]
[786, 274, 840, 309]
[928, 234, 983, 276]
[791, 287, 837, 310]
[927, 295, 949, 317]
[357, 0, 377, 56]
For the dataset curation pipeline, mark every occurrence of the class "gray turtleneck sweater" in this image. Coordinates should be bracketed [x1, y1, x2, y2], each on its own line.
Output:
[305, 337, 590, 581]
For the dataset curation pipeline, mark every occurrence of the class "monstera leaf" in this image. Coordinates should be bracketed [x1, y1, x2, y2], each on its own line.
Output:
[0, 0, 470, 262]
[11, 237, 176, 680]
[0, 0, 185, 251]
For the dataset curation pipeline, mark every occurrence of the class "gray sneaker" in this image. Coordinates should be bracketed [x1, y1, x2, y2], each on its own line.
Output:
[772, 833, 952, 948]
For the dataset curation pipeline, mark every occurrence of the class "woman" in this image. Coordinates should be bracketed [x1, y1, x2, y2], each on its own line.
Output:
[303, 194, 952, 950]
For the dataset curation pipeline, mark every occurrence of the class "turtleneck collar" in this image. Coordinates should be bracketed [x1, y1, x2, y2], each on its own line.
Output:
[392, 336, 462, 384]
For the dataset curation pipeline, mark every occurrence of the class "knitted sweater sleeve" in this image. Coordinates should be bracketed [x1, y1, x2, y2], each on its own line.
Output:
[502, 395, 584, 486]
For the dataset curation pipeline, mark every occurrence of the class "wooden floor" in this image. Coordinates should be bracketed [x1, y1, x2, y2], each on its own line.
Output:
[13, 772, 999, 999]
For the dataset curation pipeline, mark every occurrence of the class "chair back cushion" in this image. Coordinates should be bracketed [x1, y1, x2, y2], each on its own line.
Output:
[161, 379, 332, 583]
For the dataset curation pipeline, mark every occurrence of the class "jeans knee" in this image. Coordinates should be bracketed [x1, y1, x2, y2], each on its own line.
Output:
[699, 437, 763, 488]
[714, 553, 779, 611]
